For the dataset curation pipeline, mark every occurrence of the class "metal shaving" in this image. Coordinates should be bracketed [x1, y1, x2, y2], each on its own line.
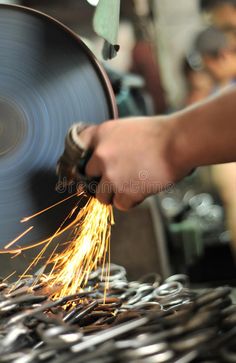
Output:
[0, 264, 235, 363]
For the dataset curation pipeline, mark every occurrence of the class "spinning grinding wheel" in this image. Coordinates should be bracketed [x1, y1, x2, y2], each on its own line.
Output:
[0, 5, 117, 251]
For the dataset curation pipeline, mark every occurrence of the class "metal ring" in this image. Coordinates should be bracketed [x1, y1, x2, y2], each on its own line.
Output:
[153, 282, 183, 300]
[165, 274, 189, 287]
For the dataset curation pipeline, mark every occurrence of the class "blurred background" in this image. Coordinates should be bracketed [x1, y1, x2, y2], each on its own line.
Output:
[0, 0, 235, 285]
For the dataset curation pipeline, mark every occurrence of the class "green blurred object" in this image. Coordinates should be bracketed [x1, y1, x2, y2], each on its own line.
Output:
[170, 219, 204, 265]
[93, 0, 120, 59]
[105, 67, 155, 117]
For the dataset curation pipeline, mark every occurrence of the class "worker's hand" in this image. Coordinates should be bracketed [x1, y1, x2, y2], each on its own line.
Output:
[80, 117, 191, 210]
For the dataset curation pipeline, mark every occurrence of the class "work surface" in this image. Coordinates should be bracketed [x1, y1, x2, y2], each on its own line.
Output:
[0, 265, 235, 363]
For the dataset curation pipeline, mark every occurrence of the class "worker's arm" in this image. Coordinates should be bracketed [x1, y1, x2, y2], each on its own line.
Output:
[173, 86, 236, 169]
[80, 86, 236, 210]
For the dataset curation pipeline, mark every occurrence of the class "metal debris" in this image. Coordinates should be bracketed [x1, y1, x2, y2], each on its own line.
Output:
[0, 264, 235, 363]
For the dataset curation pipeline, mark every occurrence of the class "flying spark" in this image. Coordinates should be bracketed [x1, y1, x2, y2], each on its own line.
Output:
[1, 193, 114, 299]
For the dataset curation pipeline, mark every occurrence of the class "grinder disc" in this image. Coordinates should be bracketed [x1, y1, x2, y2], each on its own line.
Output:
[0, 5, 117, 250]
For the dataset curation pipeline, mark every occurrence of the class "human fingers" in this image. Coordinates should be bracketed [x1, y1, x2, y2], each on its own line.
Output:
[95, 175, 114, 205]
[113, 192, 144, 211]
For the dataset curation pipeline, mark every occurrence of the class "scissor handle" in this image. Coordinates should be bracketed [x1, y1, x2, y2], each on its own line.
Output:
[57, 122, 101, 196]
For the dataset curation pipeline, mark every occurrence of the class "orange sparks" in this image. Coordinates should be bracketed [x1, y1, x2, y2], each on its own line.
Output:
[21, 191, 79, 222]
[2, 192, 114, 299]
[46, 198, 113, 299]
[4, 226, 34, 249]
[3, 270, 16, 282]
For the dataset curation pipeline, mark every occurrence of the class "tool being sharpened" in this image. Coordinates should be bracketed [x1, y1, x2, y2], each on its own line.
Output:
[56, 122, 99, 195]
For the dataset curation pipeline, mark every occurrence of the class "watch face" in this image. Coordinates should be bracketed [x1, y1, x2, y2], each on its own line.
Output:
[0, 5, 116, 273]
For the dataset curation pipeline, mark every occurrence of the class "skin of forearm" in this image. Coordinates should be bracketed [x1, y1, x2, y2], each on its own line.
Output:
[171, 86, 236, 173]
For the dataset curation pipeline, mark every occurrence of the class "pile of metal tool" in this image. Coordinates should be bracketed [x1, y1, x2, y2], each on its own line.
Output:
[0, 264, 235, 363]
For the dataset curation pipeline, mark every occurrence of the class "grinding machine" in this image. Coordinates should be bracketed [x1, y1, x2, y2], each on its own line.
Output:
[0, 3, 118, 271]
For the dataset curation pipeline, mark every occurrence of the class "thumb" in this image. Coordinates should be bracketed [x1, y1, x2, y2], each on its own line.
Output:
[79, 125, 98, 150]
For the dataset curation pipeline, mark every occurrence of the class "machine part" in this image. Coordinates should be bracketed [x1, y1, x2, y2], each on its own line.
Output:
[93, 0, 120, 60]
[0, 4, 117, 250]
